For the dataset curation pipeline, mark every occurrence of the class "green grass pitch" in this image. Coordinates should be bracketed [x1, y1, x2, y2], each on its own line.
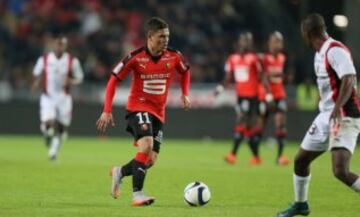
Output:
[0, 135, 359, 217]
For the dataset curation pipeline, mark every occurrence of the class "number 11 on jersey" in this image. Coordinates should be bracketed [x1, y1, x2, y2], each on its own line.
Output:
[136, 112, 151, 124]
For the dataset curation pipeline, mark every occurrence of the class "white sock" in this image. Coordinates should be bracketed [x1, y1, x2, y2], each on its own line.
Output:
[294, 174, 311, 202]
[48, 136, 61, 158]
[351, 178, 360, 194]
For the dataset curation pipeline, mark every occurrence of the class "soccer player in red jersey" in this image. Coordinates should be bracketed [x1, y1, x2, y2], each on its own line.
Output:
[259, 31, 290, 165]
[215, 32, 263, 165]
[96, 17, 191, 206]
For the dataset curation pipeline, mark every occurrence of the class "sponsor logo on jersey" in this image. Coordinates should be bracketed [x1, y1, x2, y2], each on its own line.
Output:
[161, 56, 176, 61]
[140, 73, 171, 80]
[136, 57, 150, 62]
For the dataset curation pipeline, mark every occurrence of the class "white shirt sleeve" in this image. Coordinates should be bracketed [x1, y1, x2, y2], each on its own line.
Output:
[33, 56, 44, 77]
[327, 47, 356, 78]
[71, 57, 84, 85]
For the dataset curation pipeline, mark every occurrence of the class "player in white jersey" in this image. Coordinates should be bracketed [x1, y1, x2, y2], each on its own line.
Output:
[32, 36, 83, 160]
[275, 14, 360, 217]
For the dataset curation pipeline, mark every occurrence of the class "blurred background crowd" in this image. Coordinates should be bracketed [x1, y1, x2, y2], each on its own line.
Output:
[0, 0, 358, 92]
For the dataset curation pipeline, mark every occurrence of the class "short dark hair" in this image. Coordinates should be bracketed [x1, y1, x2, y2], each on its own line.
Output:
[301, 13, 326, 38]
[145, 17, 168, 36]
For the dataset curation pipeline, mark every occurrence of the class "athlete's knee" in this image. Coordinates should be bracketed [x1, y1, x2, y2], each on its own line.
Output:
[294, 153, 310, 172]
[332, 162, 349, 181]
[56, 123, 67, 134]
[41, 121, 56, 136]
[275, 127, 287, 138]
[147, 152, 158, 167]
[137, 136, 153, 154]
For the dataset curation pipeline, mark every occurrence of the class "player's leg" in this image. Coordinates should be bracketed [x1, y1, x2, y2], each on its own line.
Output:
[110, 112, 155, 205]
[329, 117, 360, 194]
[275, 112, 330, 217]
[224, 98, 246, 164]
[275, 149, 323, 217]
[274, 99, 289, 165]
[49, 95, 72, 160]
[40, 120, 56, 147]
[39, 94, 57, 153]
[331, 148, 359, 188]
[147, 120, 163, 169]
[248, 99, 263, 165]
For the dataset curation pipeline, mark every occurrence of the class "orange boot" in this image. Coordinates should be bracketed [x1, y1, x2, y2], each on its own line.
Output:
[277, 155, 290, 166]
[224, 153, 236, 165]
[249, 156, 262, 166]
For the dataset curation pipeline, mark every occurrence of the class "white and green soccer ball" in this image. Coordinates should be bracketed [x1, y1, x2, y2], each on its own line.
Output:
[184, 181, 211, 206]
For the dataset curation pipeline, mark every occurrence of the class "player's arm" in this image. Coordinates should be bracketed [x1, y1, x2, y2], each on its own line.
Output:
[258, 54, 273, 102]
[328, 47, 357, 125]
[176, 53, 191, 110]
[214, 60, 233, 97]
[69, 58, 84, 85]
[283, 54, 294, 84]
[31, 56, 44, 92]
[96, 56, 133, 133]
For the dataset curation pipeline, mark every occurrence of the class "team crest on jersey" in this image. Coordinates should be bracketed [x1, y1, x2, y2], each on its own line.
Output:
[165, 63, 170, 69]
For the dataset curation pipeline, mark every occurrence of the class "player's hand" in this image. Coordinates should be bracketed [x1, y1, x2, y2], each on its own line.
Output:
[181, 95, 191, 111]
[96, 112, 115, 133]
[31, 79, 40, 92]
[64, 77, 70, 87]
[213, 84, 224, 98]
[265, 93, 274, 103]
[330, 106, 342, 136]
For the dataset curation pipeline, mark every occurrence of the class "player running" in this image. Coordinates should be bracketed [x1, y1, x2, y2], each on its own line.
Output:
[275, 14, 360, 217]
[215, 32, 263, 165]
[96, 17, 191, 206]
[259, 31, 290, 165]
[32, 36, 84, 160]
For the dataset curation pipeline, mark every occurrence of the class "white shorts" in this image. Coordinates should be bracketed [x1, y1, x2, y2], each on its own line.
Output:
[301, 111, 360, 154]
[40, 94, 73, 126]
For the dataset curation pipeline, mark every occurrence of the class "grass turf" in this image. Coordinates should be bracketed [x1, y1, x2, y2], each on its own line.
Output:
[0, 135, 359, 217]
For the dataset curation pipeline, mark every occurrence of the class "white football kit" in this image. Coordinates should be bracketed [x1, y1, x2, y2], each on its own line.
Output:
[33, 52, 83, 126]
[301, 37, 360, 154]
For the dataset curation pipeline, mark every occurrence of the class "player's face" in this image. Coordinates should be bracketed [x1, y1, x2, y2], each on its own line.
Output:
[238, 33, 253, 52]
[54, 38, 68, 54]
[269, 36, 283, 53]
[149, 28, 170, 53]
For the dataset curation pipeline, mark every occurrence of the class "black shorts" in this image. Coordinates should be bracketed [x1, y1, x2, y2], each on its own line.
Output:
[125, 111, 164, 153]
[270, 99, 287, 113]
[260, 99, 287, 118]
[235, 97, 258, 116]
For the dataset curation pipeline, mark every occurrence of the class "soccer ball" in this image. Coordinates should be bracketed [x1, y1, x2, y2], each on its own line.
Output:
[184, 181, 211, 206]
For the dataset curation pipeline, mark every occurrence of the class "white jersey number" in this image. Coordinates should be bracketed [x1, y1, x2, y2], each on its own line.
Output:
[234, 66, 249, 82]
[136, 112, 151, 124]
[143, 79, 166, 95]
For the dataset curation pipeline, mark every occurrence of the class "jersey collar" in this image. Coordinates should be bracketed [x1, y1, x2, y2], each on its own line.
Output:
[316, 36, 330, 52]
[145, 45, 164, 63]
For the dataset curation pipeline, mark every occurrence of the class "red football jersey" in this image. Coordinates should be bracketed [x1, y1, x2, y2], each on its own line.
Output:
[262, 52, 286, 99]
[112, 47, 190, 123]
[225, 52, 261, 98]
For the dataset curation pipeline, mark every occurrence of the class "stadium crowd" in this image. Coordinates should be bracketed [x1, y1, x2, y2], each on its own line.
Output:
[1, 0, 315, 90]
